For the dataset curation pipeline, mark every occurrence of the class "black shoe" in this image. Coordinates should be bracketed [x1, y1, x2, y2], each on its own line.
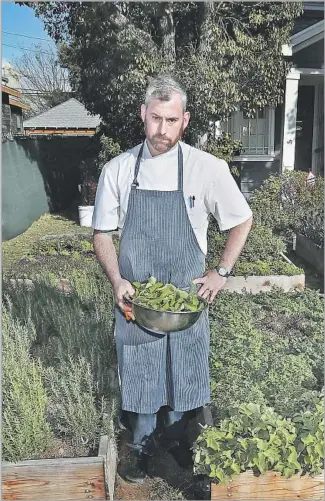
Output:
[168, 441, 194, 469]
[123, 449, 148, 484]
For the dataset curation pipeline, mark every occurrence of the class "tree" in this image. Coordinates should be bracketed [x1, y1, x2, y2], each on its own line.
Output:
[14, 43, 72, 118]
[28, 1, 303, 154]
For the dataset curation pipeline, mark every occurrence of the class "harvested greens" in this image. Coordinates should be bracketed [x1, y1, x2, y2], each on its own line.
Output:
[131, 276, 206, 312]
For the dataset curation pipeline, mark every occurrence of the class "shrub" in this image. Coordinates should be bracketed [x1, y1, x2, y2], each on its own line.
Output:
[206, 221, 303, 275]
[207, 221, 286, 264]
[249, 171, 324, 236]
[2, 306, 52, 461]
[209, 289, 323, 421]
[2, 268, 117, 404]
[33, 233, 93, 257]
[204, 133, 242, 179]
[234, 259, 303, 276]
[45, 357, 112, 449]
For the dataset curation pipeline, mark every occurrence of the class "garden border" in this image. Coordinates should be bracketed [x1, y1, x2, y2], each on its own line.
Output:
[2, 434, 117, 501]
[210, 470, 324, 500]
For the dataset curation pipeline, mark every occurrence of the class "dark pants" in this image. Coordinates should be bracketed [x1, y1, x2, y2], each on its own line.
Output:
[127, 408, 188, 454]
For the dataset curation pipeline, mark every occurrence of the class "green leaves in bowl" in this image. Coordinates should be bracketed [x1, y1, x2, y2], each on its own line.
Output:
[131, 276, 206, 312]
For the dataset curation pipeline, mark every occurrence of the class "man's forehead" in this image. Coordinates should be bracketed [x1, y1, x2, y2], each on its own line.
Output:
[146, 97, 183, 116]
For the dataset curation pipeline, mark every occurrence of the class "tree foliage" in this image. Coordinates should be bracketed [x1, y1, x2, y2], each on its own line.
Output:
[28, 2, 303, 155]
[14, 44, 71, 119]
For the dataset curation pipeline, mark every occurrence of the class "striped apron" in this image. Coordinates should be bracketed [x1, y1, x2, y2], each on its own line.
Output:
[115, 142, 210, 414]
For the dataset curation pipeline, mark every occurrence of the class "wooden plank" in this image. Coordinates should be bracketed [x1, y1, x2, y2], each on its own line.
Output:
[2, 461, 106, 501]
[211, 470, 324, 501]
[2, 85, 22, 98]
[3, 457, 103, 468]
[98, 434, 117, 501]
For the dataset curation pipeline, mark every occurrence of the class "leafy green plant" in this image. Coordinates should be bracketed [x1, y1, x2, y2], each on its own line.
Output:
[249, 171, 324, 236]
[294, 393, 324, 475]
[132, 276, 206, 312]
[203, 133, 242, 178]
[193, 403, 300, 482]
[2, 306, 52, 461]
[234, 259, 303, 277]
[194, 396, 324, 483]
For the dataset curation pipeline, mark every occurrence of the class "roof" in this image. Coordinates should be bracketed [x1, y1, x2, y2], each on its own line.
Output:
[24, 98, 101, 129]
[2, 83, 30, 111]
[282, 19, 324, 56]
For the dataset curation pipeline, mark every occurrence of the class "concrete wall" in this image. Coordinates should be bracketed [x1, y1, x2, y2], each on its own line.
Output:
[2, 135, 100, 241]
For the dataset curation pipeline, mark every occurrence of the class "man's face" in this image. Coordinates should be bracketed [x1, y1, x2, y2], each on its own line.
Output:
[141, 93, 190, 155]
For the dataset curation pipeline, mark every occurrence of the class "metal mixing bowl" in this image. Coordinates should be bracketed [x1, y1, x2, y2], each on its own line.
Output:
[125, 294, 208, 333]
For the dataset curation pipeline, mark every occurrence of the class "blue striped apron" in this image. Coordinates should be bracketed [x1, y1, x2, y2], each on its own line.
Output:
[115, 142, 210, 414]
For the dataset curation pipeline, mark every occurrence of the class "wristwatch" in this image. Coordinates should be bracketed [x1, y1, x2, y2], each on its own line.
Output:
[215, 266, 231, 278]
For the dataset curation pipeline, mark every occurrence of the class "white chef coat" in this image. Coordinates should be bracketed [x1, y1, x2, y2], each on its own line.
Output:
[92, 140, 252, 255]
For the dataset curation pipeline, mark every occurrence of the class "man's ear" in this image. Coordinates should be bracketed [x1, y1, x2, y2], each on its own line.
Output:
[140, 104, 146, 123]
[183, 111, 190, 130]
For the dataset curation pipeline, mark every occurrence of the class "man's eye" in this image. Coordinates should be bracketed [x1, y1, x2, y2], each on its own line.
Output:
[168, 119, 177, 124]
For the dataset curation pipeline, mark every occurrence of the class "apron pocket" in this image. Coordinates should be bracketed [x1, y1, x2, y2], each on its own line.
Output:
[121, 336, 167, 413]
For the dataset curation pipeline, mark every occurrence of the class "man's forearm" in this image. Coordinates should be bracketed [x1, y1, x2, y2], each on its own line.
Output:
[93, 231, 121, 287]
[218, 216, 253, 271]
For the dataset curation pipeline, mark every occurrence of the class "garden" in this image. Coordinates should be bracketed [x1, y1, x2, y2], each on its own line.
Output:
[2, 169, 324, 500]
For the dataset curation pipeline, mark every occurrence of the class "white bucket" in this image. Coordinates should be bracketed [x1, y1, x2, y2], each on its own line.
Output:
[78, 205, 94, 227]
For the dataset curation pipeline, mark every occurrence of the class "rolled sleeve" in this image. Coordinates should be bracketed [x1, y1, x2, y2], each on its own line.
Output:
[206, 159, 252, 231]
[92, 160, 120, 231]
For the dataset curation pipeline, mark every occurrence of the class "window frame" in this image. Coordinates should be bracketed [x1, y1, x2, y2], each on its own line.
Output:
[215, 107, 276, 162]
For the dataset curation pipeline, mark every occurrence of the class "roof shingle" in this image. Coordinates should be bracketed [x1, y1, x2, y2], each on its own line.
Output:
[24, 98, 101, 129]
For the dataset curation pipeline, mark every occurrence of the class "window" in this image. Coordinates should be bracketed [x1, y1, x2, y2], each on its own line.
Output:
[214, 107, 275, 161]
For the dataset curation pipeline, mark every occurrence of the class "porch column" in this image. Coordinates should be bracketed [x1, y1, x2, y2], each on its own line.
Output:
[281, 68, 300, 172]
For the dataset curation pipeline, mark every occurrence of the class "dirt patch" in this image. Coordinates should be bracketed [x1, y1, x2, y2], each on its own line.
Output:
[34, 437, 91, 460]
[114, 426, 209, 500]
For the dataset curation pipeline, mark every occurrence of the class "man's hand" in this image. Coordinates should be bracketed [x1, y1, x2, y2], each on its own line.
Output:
[113, 278, 136, 320]
[192, 269, 227, 303]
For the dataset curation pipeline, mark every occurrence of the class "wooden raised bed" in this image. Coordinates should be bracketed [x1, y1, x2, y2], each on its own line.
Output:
[2, 435, 117, 501]
[211, 470, 324, 501]
[295, 233, 324, 275]
[223, 253, 305, 294]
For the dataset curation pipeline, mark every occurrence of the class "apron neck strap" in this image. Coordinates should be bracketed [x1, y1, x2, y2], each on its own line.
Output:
[131, 142, 183, 191]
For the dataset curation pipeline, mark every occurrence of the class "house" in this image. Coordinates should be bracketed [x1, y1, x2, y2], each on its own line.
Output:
[23, 97, 100, 135]
[3, 97, 101, 241]
[2, 62, 29, 139]
[216, 1, 324, 198]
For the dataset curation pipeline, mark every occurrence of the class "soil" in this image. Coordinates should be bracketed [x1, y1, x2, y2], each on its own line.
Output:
[34, 437, 91, 460]
[114, 424, 210, 501]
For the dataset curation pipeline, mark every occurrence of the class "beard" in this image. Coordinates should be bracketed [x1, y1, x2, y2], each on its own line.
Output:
[145, 121, 184, 154]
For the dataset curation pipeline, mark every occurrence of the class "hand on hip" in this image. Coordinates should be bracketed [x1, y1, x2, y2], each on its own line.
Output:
[192, 269, 227, 303]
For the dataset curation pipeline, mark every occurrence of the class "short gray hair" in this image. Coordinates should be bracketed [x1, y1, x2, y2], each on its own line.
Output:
[145, 74, 187, 111]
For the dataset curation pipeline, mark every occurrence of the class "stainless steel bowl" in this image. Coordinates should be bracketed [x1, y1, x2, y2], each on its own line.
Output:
[125, 294, 208, 333]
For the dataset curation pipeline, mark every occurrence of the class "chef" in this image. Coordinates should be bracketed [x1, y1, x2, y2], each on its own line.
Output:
[92, 74, 253, 483]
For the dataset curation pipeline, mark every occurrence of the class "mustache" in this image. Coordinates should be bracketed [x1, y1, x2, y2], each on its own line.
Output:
[152, 135, 171, 141]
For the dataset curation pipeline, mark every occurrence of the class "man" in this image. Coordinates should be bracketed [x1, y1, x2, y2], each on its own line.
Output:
[92, 74, 253, 483]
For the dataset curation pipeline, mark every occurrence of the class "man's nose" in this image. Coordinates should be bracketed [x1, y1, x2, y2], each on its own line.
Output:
[159, 119, 167, 135]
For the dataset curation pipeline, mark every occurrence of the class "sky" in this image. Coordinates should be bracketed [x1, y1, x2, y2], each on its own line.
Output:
[1, 1, 56, 65]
